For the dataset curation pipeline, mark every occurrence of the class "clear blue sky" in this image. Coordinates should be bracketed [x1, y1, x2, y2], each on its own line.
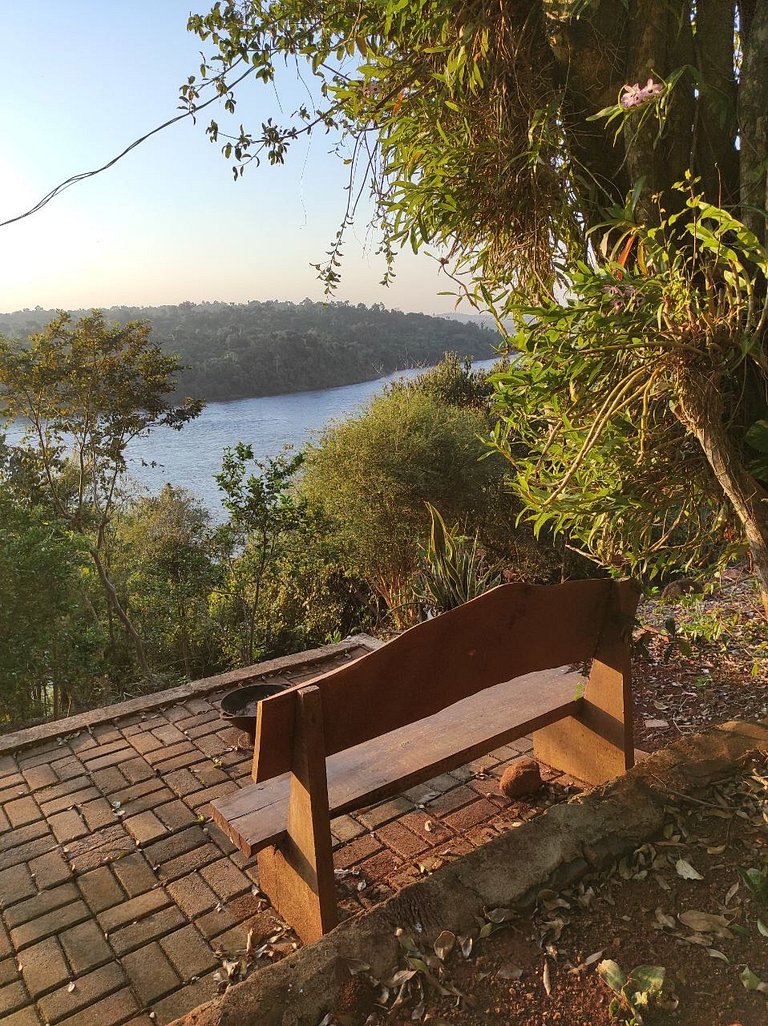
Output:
[0, 1, 456, 315]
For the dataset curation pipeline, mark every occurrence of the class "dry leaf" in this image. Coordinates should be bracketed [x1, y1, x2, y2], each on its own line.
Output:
[433, 930, 455, 961]
[678, 910, 733, 937]
[675, 858, 704, 880]
[542, 959, 553, 997]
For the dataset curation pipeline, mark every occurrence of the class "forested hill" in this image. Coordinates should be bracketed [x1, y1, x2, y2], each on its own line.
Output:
[0, 300, 497, 400]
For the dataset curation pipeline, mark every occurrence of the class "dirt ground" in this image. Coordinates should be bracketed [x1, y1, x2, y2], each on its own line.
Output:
[334, 753, 768, 1026]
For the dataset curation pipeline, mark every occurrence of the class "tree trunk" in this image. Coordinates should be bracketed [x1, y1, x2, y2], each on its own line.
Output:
[675, 370, 768, 617]
[90, 549, 153, 681]
[739, 0, 768, 245]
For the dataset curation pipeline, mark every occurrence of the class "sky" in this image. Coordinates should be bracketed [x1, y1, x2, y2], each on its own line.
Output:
[0, 2, 457, 316]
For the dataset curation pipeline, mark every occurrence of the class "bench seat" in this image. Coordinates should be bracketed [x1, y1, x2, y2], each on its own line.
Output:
[211, 666, 584, 856]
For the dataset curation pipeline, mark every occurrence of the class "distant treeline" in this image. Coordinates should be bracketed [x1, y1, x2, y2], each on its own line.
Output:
[0, 300, 497, 401]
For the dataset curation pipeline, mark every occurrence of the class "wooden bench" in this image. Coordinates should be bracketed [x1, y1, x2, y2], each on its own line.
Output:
[211, 578, 639, 944]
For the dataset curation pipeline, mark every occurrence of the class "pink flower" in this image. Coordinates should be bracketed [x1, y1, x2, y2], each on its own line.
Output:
[620, 78, 663, 110]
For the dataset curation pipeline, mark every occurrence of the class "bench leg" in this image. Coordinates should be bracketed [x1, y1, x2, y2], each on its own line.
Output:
[257, 686, 337, 944]
[533, 580, 638, 786]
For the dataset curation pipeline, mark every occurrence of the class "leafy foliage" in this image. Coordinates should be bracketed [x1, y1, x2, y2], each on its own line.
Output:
[415, 504, 501, 616]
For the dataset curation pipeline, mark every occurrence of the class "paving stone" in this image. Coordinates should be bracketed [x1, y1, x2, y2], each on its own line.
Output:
[121, 787, 175, 819]
[193, 736, 227, 760]
[108, 907, 186, 957]
[163, 769, 200, 798]
[76, 866, 125, 913]
[145, 743, 196, 768]
[0, 864, 36, 906]
[0, 918, 12, 959]
[443, 797, 499, 832]
[120, 758, 156, 785]
[357, 797, 414, 831]
[0, 806, 9, 832]
[0, 835, 57, 873]
[80, 798, 116, 832]
[465, 824, 501, 848]
[124, 812, 168, 846]
[65, 825, 135, 873]
[5, 883, 80, 929]
[90, 724, 122, 743]
[29, 850, 71, 890]
[50, 756, 85, 782]
[39, 786, 99, 817]
[67, 733, 98, 755]
[80, 739, 130, 764]
[0, 756, 17, 778]
[10, 900, 90, 951]
[423, 773, 460, 794]
[2, 1005, 44, 1026]
[424, 785, 477, 816]
[355, 849, 404, 883]
[0, 820, 50, 854]
[49, 810, 88, 844]
[17, 936, 69, 997]
[0, 956, 19, 986]
[330, 815, 366, 845]
[391, 779, 434, 804]
[60, 919, 112, 973]
[375, 821, 428, 858]
[155, 800, 197, 832]
[149, 750, 202, 774]
[91, 767, 129, 794]
[150, 972, 219, 1026]
[22, 766, 57, 792]
[205, 822, 238, 856]
[191, 759, 229, 787]
[200, 858, 250, 901]
[37, 962, 126, 1024]
[333, 834, 382, 870]
[112, 779, 165, 806]
[166, 875, 219, 918]
[142, 825, 207, 867]
[83, 747, 136, 773]
[195, 903, 246, 940]
[56, 987, 139, 1026]
[97, 888, 170, 934]
[151, 723, 187, 746]
[186, 781, 238, 811]
[127, 732, 164, 756]
[0, 778, 26, 805]
[110, 852, 159, 897]
[400, 810, 454, 846]
[0, 980, 29, 1017]
[5, 798, 41, 829]
[175, 711, 218, 732]
[159, 925, 219, 980]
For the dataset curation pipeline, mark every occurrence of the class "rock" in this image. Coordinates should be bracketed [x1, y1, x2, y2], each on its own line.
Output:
[499, 758, 543, 799]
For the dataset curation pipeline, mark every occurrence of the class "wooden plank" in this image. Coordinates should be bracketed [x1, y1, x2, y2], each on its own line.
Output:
[253, 580, 612, 780]
[534, 579, 639, 785]
[213, 667, 584, 856]
[256, 686, 337, 944]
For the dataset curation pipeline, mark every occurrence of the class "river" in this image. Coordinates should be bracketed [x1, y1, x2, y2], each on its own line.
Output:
[6, 360, 498, 515]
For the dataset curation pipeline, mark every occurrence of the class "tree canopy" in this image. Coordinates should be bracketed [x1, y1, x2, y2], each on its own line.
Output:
[183, 1, 768, 609]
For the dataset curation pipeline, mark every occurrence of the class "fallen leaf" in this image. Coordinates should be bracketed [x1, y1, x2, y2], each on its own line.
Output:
[542, 959, 552, 996]
[433, 930, 455, 961]
[678, 910, 733, 937]
[707, 949, 729, 961]
[676, 859, 704, 880]
[497, 966, 523, 980]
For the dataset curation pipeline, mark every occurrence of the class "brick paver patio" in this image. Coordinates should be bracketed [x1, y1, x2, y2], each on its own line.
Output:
[0, 639, 578, 1026]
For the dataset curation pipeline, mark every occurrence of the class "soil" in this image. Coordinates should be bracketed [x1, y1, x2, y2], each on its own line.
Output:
[343, 754, 768, 1026]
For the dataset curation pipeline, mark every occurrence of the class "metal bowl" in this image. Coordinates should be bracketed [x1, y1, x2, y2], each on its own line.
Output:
[218, 682, 288, 744]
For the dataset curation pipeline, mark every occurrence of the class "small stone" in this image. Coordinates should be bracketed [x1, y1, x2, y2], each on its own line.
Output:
[499, 758, 543, 799]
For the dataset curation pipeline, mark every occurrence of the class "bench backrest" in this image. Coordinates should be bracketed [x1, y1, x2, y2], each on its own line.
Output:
[252, 578, 632, 781]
